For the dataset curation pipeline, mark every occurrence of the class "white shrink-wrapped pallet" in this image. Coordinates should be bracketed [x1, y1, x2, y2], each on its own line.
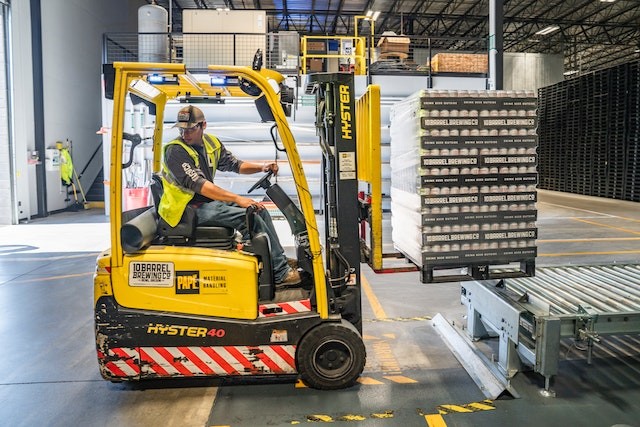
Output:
[389, 89, 539, 282]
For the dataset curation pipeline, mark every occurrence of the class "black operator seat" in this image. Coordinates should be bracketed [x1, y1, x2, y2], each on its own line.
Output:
[150, 174, 235, 249]
[150, 174, 275, 300]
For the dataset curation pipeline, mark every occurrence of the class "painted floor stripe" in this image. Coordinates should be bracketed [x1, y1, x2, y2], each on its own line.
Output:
[361, 274, 387, 319]
[539, 250, 640, 257]
[438, 404, 473, 414]
[538, 237, 640, 243]
[468, 401, 496, 411]
[425, 413, 448, 427]
[384, 375, 418, 384]
[437, 400, 496, 414]
[572, 217, 640, 236]
[365, 315, 432, 323]
[357, 376, 384, 385]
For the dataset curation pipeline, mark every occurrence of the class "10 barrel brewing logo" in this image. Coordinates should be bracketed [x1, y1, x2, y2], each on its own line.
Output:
[176, 270, 200, 294]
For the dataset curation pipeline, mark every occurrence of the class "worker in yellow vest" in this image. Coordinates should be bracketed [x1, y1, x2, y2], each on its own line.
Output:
[159, 105, 300, 286]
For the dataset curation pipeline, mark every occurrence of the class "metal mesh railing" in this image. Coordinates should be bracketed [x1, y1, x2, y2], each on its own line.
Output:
[103, 32, 300, 74]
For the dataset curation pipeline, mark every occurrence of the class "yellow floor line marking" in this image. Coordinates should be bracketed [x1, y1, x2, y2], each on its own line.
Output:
[467, 402, 496, 411]
[425, 413, 448, 427]
[362, 334, 379, 340]
[307, 414, 333, 422]
[8, 271, 93, 284]
[538, 237, 640, 243]
[538, 201, 617, 218]
[539, 250, 640, 257]
[436, 400, 496, 414]
[383, 333, 396, 339]
[384, 375, 418, 384]
[538, 200, 640, 224]
[572, 217, 640, 236]
[0, 253, 100, 261]
[438, 404, 474, 414]
[338, 414, 366, 421]
[361, 273, 387, 319]
[371, 411, 394, 419]
[357, 377, 384, 385]
[295, 379, 308, 388]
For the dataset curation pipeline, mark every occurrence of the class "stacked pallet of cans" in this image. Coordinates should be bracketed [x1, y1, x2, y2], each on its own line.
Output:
[389, 89, 538, 283]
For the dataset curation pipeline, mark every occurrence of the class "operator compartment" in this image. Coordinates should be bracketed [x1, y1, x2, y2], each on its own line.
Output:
[112, 246, 259, 319]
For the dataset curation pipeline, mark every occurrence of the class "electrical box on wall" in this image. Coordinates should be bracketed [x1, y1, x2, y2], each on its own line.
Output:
[45, 148, 60, 171]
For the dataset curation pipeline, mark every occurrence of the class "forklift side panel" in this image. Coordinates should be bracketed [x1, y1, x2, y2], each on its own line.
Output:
[111, 246, 259, 319]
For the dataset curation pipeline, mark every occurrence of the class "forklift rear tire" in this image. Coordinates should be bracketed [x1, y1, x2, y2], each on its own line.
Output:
[296, 320, 366, 390]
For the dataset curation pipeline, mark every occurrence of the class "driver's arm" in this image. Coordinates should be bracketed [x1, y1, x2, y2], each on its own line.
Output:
[198, 180, 258, 209]
[238, 161, 279, 175]
[216, 143, 278, 175]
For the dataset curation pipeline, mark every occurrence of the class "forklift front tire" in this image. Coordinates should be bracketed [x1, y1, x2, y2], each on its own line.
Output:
[296, 320, 366, 390]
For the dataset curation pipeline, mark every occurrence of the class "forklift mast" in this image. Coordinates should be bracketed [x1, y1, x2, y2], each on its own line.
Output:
[310, 73, 362, 331]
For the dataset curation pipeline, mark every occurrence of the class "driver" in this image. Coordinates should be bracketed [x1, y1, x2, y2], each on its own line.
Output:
[158, 105, 301, 286]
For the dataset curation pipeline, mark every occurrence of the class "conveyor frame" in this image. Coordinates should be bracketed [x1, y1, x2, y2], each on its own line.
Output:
[460, 264, 640, 396]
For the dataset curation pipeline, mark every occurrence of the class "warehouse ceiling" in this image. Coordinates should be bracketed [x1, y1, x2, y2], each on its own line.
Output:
[150, 0, 640, 74]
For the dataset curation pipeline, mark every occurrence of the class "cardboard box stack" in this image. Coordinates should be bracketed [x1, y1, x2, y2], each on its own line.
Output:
[377, 35, 410, 55]
[390, 89, 538, 282]
[431, 53, 488, 73]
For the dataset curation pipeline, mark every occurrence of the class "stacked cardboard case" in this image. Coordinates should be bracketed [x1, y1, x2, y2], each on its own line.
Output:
[389, 90, 538, 283]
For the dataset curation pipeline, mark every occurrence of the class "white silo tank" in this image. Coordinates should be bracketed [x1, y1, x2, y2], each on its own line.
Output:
[138, 3, 169, 62]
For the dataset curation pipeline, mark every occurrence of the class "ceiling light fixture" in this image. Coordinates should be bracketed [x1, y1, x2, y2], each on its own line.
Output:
[535, 25, 560, 35]
[366, 10, 381, 20]
[599, 0, 616, 3]
[563, 70, 579, 76]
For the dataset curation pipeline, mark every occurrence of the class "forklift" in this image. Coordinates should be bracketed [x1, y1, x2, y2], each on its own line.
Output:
[94, 62, 365, 389]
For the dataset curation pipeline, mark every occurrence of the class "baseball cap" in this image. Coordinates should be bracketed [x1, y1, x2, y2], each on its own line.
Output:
[174, 105, 205, 129]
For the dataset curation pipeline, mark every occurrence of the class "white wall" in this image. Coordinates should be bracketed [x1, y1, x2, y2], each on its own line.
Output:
[8, 0, 144, 222]
[0, 6, 10, 223]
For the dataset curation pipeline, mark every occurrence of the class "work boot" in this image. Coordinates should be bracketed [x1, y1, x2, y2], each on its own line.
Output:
[287, 258, 298, 269]
[277, 268, 301, 286]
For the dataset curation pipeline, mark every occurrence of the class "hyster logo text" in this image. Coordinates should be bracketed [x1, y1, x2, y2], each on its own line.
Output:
[176, 270, 199, 294]
[339, 85, 352, 140]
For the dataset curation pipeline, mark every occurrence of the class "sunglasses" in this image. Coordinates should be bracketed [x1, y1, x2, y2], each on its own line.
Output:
[179, 122, 202, 135]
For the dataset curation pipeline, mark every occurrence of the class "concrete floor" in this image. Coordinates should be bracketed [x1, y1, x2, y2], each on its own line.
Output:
[0, 190, 639, 426]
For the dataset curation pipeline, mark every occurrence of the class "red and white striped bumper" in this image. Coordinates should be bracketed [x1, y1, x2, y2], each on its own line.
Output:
[258, 299, 312, 317]
[98, 345, 297, 380]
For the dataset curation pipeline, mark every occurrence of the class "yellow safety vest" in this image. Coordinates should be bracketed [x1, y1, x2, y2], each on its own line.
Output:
[158, 134, 222, 227]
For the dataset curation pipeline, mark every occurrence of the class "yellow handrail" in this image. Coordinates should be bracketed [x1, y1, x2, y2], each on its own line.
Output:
[355, 85, 382, 269]
[300, 35, 367, 75]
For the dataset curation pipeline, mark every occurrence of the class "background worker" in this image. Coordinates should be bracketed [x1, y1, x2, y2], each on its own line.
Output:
[158, 105, 301, 286]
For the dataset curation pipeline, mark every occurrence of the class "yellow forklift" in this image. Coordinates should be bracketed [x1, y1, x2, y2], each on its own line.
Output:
[94, 62, 365, 389]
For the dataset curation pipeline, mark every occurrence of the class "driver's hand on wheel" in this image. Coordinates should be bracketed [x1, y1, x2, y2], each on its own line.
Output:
[262, 162, 279, 175]
[236, 196, 264, 210]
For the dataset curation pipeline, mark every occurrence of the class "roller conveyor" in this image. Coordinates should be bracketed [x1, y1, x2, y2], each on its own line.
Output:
[460, 264, 640, 396]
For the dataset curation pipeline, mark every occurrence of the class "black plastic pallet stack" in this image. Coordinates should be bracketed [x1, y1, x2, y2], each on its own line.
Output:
[538, 59, 640, 201]
[390, 90, 538, 283]
[626, 61, 640, 201]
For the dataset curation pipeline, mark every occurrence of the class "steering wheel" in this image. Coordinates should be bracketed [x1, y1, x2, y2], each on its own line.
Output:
[247, 169, 274, 194]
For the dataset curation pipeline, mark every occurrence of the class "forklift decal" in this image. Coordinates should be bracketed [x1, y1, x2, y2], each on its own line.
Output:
[147, 323, 209, 337]
[175, 270, 200, 294]
[200, 271, 228, 294]
[129, 262, 174, 287]
[339, 84, 352, 140]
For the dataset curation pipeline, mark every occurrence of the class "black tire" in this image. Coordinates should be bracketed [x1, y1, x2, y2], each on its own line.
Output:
[296, 320, 366, 390]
